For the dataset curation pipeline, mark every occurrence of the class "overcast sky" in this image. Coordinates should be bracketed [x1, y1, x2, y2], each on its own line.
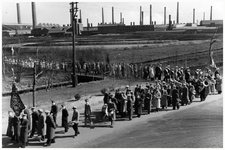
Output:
[1, 0, 224, 26]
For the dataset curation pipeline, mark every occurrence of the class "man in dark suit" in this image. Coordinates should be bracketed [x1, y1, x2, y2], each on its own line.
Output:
[45, 110, 56, 146]
[84, 99, 93, 127]
[155, 63, 162, 80]
[23, 105, 31, 132]
[30, 107, 39, 138]
[172, 85, 180, 110]
[50, 101, 58, 126]
[71, 106, 80, 137]
[61, 105, 69, 133]
[127, 94, 134, 121]
[20, 114, 29, 148]
[13, 115, 21, 144]
[37, 109, 45, 142]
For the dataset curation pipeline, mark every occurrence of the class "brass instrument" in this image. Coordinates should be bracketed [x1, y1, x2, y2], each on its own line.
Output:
[199, 79, 209, 92]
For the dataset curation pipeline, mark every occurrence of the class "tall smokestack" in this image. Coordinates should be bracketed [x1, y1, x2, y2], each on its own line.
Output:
[87, 19, 89, 31]
[150, 5, 152, 25]
[154, 21, 156, 25]
[210, 6, 212, 20]
[193, 8, 195, 24]
[203, 12, 205, 20]
[16, 3, 21, 24]
[142, 11, 144, 25]
[123, 18, 124, 24]
[120, 12, 122, 24]
[31, 2, 37, 29]
[102, 7, 104, 24]
[79, 9, 82, 23]
[140, 6, 142, 25]
[112, 7, 114, 24]
[177, 2, 179, 24]
[169, 15, 172, 28]
[164, 7, 166, 25]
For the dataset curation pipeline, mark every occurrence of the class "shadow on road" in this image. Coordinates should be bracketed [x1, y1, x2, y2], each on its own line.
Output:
[2, 136, 20, 148]
[55, 135, 74, 139]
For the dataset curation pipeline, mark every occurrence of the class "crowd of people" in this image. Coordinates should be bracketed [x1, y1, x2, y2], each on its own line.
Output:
[5, 65, 222, 148]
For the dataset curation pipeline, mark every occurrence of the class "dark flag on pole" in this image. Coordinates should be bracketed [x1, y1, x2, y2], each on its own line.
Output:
[10, 83, 25, 116]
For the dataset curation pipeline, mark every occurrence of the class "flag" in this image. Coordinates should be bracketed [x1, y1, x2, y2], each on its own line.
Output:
[10, 83, 25, 116]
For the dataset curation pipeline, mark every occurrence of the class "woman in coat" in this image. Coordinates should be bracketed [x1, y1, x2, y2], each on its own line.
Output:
[172, 85, 180, 110]
[215, 74, 222, 94]
[20, 114, 29, 148]
[161, 87, 168, 110]
[154, 88, 161, 112]
[145, 89, 152, 114]
[37, 109, 45, 142]
[45, 110, 56, 146]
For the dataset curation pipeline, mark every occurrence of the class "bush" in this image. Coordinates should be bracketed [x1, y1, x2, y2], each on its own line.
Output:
[74, 93, 81, 100]
[100, 88, 107, 95]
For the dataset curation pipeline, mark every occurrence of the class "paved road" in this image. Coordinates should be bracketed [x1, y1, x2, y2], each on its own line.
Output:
[2, 94, 223, 148]
[78, 96, 223, 148]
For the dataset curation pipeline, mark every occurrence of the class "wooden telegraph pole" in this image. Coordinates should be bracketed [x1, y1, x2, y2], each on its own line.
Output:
[70, 2, 78, 87]
[33, 63, 36, 107]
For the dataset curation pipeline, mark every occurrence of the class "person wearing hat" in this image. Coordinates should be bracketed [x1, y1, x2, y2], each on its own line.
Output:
[181, 83, 190, 106]
[6, 111, 14, 141]
[20, 114, 29, 148]
[23, 105, 31, 133]
[127, 94, 134, 121]
[107, 98, 117, 127]
[61, 105, 69, 133]
[172, 84, 180, 110]
[45, 110, 56, 146]
[50, 101, 58, 127]
[136, 94, 143, 118]
[37, 109, 45, 142]
[12, 113, 21, 144]
[30, 107, 39, 138]
[145, 89, 152, 114]
[84, 99, 93, 127]
[71, 106, 80, 137]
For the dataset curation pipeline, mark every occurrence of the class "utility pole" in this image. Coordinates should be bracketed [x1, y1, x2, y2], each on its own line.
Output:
[33, 63, 36, 107]
[70, 2, 78, 87]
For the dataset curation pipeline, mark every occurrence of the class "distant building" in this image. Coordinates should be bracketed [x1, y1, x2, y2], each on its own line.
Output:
[2, 23, 32, 36]
[200, 20, 223, 27]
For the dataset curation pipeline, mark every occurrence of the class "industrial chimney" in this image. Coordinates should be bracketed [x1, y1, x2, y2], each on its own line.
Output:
[193, 8, 195, 24]
[16, 3, 21, 24]
[210, 6, 212, 20]
[120, 12, 122, 24]
[142, 11, 144, 25]
[150, 5, 152, 25]
[31, 2, 37, 29]
[164, 7, 166, 25]
[102, 7, 104, 24]
[112, 7, 114, 24]
[203, 12, 205, 20]
[177, 2, 179, 24]
[140, 6, 142, 25]
[79, 9, 82, 23]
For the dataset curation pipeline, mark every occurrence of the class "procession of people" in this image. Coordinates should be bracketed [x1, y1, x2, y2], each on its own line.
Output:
[5, 63, 222, 148]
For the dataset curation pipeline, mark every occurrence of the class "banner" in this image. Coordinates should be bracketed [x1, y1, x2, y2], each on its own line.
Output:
[10, 83, 25, 116]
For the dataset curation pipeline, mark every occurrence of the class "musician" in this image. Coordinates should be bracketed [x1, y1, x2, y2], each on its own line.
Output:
[108, 98, 117, 127]
[167, 85, 172, 106]
[6, 111, 14, 141]
[172, 84, 180, 110]
[13, 114, 21, 144]
[185, 68, 191, 83]
[37, 109, 45, 142]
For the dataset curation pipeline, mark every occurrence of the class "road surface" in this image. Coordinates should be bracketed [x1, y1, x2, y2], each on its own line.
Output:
[2, 94, 223, 148]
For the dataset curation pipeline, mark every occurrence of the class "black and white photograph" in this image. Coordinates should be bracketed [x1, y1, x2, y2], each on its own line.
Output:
[1, 0, 223, 148]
